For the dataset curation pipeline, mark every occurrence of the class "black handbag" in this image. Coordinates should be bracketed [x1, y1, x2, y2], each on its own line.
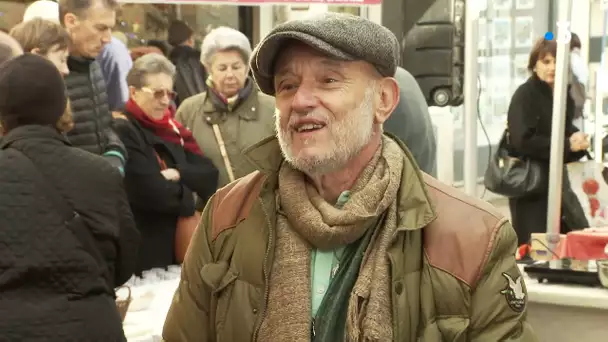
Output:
[484, 129, 548, 198]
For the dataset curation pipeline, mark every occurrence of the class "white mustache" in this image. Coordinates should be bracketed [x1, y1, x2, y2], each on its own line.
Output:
[286, 111, 330, 130]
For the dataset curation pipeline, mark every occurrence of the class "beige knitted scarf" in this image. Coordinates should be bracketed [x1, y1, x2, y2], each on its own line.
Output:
[258, 137, 404, 341]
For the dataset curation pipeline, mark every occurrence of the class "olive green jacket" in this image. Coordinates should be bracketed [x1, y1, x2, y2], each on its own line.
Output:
[175, 90, 275, 187]
[162, 135, 538, 342]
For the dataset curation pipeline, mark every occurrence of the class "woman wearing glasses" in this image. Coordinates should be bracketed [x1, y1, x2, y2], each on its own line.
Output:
[114, 53, 218, 274]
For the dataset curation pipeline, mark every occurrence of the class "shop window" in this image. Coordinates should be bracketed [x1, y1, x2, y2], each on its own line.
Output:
[449, 0, 550, 184]
[273, 5, 360, 26]
[0, 1, 31, 32]
[116, 4, 239, 49]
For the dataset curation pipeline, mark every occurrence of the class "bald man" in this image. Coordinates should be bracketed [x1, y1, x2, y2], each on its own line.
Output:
[0, 31, 23, 65]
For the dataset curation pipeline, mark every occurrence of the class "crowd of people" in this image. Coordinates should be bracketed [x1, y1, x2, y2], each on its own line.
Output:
[0, 0, 538, 341]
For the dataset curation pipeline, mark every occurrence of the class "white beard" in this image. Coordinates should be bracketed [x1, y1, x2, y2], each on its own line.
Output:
[276, 86, 376, 175]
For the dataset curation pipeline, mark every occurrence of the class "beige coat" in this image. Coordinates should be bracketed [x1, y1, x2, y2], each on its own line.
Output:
[175, 89, 275, 187]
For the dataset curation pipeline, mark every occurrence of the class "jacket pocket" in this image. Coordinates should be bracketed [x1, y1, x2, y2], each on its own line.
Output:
[418, 316, 469, 342]
[200, 261, 237, 329]
[435, 316, 469, 342]
[199, 261, 261, 342]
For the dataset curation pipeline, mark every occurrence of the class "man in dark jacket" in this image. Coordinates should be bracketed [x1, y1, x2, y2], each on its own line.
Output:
[168, 20, 207, 106]
[384, 67, 437, 176]
[59, 0, 127, 174]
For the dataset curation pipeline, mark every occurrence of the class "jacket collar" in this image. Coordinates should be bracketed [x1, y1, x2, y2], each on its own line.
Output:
[201, 86, 260, 122]
[169, 45, 200, 61]
[243, 133, 437, 231]
[67, 55, 94, 73]
[0, 125, 71, 149]
[122, 110, 167, 146]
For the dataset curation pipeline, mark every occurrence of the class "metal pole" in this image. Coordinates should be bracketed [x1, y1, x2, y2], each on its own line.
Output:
[546, 0, 573, 250]
[463, 2, 479, 196]
[594, 10, 608, 163]
[176, 5, 182, 20]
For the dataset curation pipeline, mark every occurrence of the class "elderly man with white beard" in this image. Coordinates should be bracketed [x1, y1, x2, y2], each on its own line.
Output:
[163, 13, 538, 342]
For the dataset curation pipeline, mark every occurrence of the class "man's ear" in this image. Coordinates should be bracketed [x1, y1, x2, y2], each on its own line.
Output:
[63, 13, 78, 31]
[373, 77, 399, 124]
[128, 86, 138, 99]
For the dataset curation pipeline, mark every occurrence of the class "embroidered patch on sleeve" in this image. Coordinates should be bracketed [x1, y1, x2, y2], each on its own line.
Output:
[500, 272, 526, 312]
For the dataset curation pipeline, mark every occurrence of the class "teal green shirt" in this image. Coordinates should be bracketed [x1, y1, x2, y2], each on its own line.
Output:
[310, 191, 350, 317]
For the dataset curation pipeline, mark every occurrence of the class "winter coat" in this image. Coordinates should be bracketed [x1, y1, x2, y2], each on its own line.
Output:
[0, 125, 139, 341]
[163, 134, 537, 342]
[114, 112, 218, 274]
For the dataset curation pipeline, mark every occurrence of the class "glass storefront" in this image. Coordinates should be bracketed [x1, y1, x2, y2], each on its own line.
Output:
[0, 2, 369, 49]
[116, 4, 240, 49]
[449, 0, 550, 184]
[0, 1, 32, 32]
[116, 3, 362, 49]
[273, 5, 360, 26]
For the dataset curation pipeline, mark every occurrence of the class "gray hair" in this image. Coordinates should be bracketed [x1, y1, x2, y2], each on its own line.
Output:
[200, 26, 252, 67]
[126, 53, 176, 88]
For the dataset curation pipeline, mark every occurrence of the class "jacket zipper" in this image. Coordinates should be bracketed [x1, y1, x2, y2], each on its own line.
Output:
[252, 196, 274, 341]
[89, 69, 103, 151]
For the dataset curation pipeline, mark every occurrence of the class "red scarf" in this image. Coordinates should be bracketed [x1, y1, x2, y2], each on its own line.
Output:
[125, 99, 202, 155]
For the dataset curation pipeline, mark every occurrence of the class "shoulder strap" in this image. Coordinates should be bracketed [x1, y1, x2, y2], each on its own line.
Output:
[10, 148, 111, 286]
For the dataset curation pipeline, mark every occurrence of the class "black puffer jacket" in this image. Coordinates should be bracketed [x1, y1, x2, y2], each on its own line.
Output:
[0, 125, 140, 341]
[65, 56, 127, 165]
[169, 45, 207, 106]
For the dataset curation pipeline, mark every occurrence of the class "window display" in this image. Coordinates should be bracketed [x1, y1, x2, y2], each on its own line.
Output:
[492, 17, 512, 50]
[494, 0, 513, 11]
[515, 16, 534, 48]
[273, 5, 360, 27]
[516, 0, 535, 10]
[449, 0, 550, 183]
[116, 4, 239, 49]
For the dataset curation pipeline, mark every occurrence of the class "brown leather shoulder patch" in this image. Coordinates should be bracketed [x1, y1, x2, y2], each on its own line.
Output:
[211, 171, 267, 241]
[422, 174, 508, 288]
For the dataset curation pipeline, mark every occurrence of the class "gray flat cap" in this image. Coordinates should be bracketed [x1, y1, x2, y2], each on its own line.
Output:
[250, 12, 400, 95]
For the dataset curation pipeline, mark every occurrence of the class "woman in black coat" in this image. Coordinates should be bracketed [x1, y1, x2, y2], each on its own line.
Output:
[0, 55, 139, 340]
[507, 38, 590, 246]
[114, 53, 218, 275]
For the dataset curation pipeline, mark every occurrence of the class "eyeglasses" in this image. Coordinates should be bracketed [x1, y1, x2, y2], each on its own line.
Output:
[141, 87, 176, 100]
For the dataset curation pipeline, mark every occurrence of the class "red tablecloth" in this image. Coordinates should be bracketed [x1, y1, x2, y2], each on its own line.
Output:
[564, 229, 608, 260]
